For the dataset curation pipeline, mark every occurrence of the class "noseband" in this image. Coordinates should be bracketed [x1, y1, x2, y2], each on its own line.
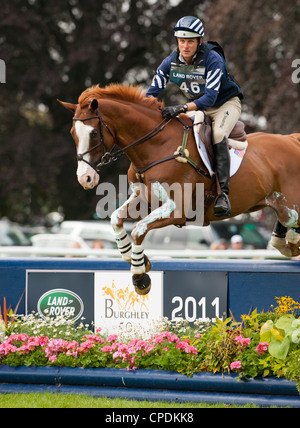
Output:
[72, 108, 117, 174]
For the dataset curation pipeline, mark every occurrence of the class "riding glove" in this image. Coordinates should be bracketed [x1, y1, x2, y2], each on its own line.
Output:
[162, 104, 188, 119]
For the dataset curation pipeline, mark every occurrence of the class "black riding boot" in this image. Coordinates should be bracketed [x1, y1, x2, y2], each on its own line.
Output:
[213, 137, 231, 217]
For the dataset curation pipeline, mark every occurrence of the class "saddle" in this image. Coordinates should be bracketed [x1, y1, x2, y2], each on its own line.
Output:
[195, 112, 247, 169]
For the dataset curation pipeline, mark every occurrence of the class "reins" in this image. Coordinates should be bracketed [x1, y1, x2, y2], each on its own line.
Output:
[73, 107, 210, 180]
[131, 116, 211, 181]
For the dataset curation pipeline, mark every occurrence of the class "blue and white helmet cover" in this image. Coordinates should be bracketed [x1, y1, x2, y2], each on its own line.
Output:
[174, 16, 205, 38]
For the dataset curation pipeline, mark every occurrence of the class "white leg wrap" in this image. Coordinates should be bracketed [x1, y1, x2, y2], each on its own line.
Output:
[131, 244, 145, 275]
[115, 229, 132, 263]
[286, 229, 300, 245]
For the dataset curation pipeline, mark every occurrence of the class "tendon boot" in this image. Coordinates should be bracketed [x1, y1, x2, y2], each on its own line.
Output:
[213, 137, 231, 217]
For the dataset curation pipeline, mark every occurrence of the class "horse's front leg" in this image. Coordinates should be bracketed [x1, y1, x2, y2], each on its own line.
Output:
[110, 184, 152, 270]
[110, 191, 138, 264]
[130, 182, 178, 295]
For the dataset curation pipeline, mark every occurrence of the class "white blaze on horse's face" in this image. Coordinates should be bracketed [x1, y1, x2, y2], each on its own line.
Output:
[75, 121, 100, 190]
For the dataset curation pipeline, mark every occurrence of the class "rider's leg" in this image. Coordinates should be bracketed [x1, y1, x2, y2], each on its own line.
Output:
[213, 137, 231, 216]
[206, 97, 242, 217]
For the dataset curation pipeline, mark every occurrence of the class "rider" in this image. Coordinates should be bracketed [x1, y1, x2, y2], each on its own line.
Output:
[146, 16, 243, 217]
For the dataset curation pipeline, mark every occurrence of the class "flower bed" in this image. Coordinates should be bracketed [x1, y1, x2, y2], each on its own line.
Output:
[0, 296, 300, 397]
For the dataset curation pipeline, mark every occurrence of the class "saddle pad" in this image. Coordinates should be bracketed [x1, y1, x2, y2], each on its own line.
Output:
[189, 113, 247, 177]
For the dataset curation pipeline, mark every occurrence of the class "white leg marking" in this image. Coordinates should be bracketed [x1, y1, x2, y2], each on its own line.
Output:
[132, 182, 176, 240]
[286, 229, 300, 245]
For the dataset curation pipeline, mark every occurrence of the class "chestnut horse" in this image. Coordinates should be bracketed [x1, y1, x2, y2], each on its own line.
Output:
[59, 83, 300, 294]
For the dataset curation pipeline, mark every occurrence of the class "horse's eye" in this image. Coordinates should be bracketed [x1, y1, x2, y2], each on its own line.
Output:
[90, 129, 98, 139]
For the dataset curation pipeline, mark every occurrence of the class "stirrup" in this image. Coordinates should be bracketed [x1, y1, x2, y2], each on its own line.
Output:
[214, 193, 231, 217]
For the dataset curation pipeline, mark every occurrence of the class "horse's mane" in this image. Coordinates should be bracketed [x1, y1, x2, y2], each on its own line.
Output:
[78, 83, 164, 110]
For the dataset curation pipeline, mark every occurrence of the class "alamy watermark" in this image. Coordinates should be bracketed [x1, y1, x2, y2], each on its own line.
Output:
[0, 59, 6, 83]
[95, 175, 204, 224]
[291, 59, 300, 84]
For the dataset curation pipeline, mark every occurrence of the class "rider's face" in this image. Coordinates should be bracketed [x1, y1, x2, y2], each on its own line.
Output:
[177, 38, 199, 63]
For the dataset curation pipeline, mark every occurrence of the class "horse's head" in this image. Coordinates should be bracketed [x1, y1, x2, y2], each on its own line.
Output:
[58, 98, 115, 190]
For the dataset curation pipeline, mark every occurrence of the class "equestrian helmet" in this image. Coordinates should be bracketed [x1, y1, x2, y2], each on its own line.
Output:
[174, 16, 204, 38]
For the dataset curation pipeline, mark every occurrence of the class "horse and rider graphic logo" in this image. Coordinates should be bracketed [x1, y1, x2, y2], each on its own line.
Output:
[102, 280, 150, 313]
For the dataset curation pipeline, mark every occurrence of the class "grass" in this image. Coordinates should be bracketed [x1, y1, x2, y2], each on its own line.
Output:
[0, 393, 262, 408]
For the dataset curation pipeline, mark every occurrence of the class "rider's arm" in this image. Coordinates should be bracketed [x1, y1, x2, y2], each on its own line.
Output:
[145, 56, 172, 98]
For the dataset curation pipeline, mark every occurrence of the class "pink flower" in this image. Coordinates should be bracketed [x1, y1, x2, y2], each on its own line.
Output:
[8, 334, 29, 343]
[143, 344, 154, 354]
[38, 336, 49, 346]
[83, 335, 105, 344]
[230, 360, 242, 370]
[117, 343, 128, 352]
[168, 334, 180, 343]
[256, 342, 269, 356]
[185, 345, 197, 355]
[101, 345, 112, 352]
[113, 351, 123, 359]
[234, 335, 251, 346]
[195, 333, 202, 338]
[160, 331, 172, 339]
[176, 341, 188, 350]
[48, 355, 57, 362]
[78, 340, 93, 353]
[107, 334, 118, 342]
[96, 327, 102, 333]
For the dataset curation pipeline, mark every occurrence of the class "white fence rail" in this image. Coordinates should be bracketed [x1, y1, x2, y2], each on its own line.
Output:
[0, 246, 288, 259]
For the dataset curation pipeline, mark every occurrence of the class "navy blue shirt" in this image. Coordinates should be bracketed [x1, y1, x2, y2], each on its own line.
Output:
[146, 46, 242, 110]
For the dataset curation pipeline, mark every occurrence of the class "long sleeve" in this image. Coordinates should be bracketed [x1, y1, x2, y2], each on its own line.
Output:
[145, 55, 172, 98]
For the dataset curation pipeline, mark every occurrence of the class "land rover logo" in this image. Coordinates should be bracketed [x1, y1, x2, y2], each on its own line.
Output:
[37, 289, 84, 322]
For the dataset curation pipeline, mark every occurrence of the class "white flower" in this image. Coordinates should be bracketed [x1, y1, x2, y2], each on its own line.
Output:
[0, 320, 6, 343]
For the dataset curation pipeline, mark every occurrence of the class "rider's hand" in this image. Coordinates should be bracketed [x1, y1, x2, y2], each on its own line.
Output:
[162, 104, 188, 119]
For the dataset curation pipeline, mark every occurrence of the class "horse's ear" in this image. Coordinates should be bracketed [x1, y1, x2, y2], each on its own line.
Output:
[89, 98, 98, 112]
[57, 99, 77, 113]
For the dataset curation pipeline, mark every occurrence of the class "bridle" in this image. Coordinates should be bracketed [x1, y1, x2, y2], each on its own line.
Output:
[72, 106, 171, 175]
[73, 108, 117, 175]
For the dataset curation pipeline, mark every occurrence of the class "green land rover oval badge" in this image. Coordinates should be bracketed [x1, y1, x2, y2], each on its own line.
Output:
[37, 289, 84, 322]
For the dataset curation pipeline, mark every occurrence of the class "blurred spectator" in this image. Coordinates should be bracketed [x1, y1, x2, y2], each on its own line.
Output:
[92, 239, 104, 249]
[65, 241, 82, 258]
[230, 234, 243, 250]
[210, 239, 229, 250]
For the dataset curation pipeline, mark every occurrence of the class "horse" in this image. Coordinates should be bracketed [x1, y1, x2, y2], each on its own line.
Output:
[58, 83, 300, 295]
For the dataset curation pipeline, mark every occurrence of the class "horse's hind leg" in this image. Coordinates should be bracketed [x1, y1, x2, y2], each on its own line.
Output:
[270, 220, 291, 256]
[266, 191, 300, 257]
[286, 226, 300, 245]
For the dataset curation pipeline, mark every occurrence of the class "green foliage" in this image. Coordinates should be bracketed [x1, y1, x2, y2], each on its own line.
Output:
[260, 315, 300, 360]
[286, 350, 300, 394]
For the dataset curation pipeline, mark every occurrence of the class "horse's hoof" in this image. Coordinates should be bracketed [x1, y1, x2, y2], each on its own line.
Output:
[132, 273, 151, 295]
[144, 254, 152, 273]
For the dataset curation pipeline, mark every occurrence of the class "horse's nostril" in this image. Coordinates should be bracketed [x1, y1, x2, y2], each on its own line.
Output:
[86, 175, 91, 183]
